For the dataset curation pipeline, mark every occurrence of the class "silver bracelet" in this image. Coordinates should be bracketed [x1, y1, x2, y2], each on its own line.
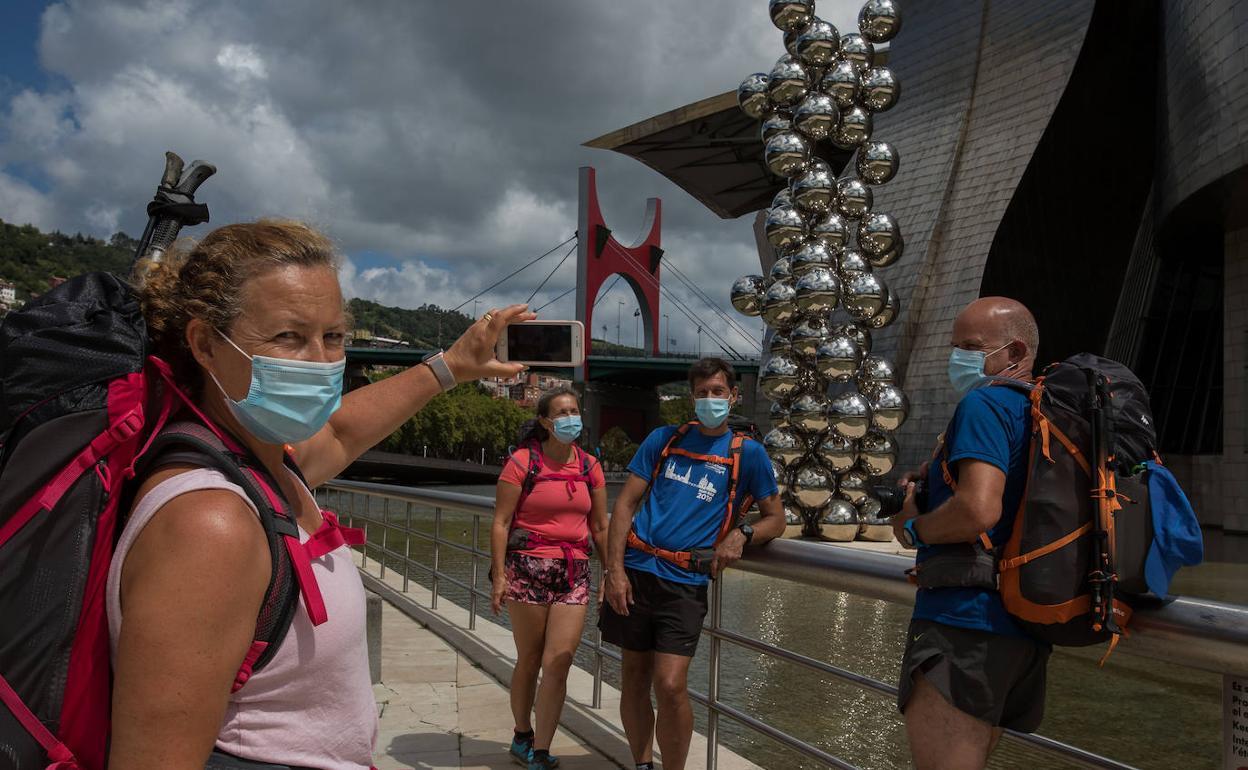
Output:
[421, 351, 457, 392]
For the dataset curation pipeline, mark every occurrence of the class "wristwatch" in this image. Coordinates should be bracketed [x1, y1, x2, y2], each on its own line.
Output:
[736, 522, 754, 545]
[421, 350, 457, 392]
[900, 518, 925, 549]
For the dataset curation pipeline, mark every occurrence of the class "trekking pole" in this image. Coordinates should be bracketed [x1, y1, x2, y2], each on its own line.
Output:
[1086, 369, 1118, 635]
[131, 151, 216, 272]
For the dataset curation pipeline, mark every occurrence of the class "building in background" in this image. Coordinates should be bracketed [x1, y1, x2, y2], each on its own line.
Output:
[589, 0, 1248, 533]
[0, 281, 15, 310]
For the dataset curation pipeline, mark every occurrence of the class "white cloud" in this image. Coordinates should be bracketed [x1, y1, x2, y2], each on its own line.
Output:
[1, 0, 860, 341]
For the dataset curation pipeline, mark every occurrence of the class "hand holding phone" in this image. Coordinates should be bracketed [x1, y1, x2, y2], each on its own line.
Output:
[495, 320, 585, 367]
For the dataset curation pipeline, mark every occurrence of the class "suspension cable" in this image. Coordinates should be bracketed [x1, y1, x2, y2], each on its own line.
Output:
[451, 234, 576, 312]
[526, 241, 577, 304]
[663, 259, 763, 348]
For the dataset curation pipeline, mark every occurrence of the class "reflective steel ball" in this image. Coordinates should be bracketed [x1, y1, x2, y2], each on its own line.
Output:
[837, 469, 871, 504]
[836, 322, 873, 355]
[770, 400, 792, 431]
[859, 67, 900, 113]
[761, 279, 800, 329]
[765, 131, 812, 178]
[820, 498, 859, 541]
[792, 462, 836, 509]
[856, 493, 894, 541]
[857, 212, 901, 256]
[790, 238, 834, 276]
[858, 354, 897, 389]
[772, 457, 791, 496]
[738, 73, 772, 119]
[857, 430, 898, 476]
[761, 111, 794, 143]
[856, 140, 898, 184]
[839, 33, 874, 72]
[829, 392, 872, 439]
[789, 392, 831, 434]
[770, 0, 816, 32]
[768, 256, 794, 286]
[820, 60, 861, 109]
[730, 274, 767, 317]
[818, 432, 859, 472]
[794, 266, 841, 314]
[865, 289, 901, 328]
[837, 248, 872, 278]
[832, 105, 873, 148]
[765, 204, 808, 250]
[765, 426, 806, 466]
[867, 234, 904, 268]
[768, 55, 811, 108]
[790, 163, 837, 213]
[815, 333, 862, 382]
[857, 0, 902, 43]
[792, 93, 840, 142]
[870, 383, 909, 431]
[784, 28, 802, 57]
[835, 177, 873, 219]
[843, 272, 887, 321]
[788, 317, 829, 359]
[760, 352, 803, 400]
[771, 186, 794, 210]
[810, 211, 850, 252]
[796, 18, 840, 67]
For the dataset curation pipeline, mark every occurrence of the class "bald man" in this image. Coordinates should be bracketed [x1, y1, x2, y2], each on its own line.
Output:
[890, 297, 1048, 770]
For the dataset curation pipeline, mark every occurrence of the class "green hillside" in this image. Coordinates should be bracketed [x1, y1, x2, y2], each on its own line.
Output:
[0, 219, 134, 298]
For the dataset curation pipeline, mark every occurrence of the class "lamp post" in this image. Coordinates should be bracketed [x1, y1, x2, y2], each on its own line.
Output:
[697, 326, 703, 358]
[663, 314, 670, 355]
[616, 300, 623, 346]
[633, 308, 640, 351]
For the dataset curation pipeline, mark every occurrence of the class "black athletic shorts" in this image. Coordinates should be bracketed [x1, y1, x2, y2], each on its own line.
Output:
[598, 567, 707, 656]
[897, 618, 1050, 732]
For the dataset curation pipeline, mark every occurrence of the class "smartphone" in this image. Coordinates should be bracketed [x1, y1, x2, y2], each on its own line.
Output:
[495, 320, 585, 367]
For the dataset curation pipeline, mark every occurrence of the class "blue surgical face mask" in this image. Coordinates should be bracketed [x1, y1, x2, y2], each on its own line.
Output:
[550, 415, 582, 444]
[948, 342, 1012, 395]
[695, 397, 732, 429]
[209, 332, 345, 445]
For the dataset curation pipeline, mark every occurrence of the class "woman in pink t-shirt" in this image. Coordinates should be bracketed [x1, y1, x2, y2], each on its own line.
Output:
[490, 387, 608, 769]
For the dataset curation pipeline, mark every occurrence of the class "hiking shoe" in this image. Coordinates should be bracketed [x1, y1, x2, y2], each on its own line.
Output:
[528, 749, 560, 769]
[509, 730, 534, 765]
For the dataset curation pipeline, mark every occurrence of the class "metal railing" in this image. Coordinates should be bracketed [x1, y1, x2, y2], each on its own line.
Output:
[316, 479, 1248, 770]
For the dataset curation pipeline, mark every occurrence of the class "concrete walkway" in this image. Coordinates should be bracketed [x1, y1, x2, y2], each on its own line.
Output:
[372, 600, 611, 769]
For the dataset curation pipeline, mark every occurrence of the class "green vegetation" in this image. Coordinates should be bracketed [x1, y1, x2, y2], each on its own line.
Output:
[589, 338, 644, 356]
[376, 378, 531, 461]
[599, 426, 639, 470]
[347, 298, 473, 347]
[0, 219, 134, 299]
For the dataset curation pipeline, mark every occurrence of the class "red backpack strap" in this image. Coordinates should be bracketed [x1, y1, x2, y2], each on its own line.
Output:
[715, 433, 748, 544]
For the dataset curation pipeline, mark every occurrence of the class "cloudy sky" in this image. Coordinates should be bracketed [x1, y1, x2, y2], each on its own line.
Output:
[0, 0, 859, 355]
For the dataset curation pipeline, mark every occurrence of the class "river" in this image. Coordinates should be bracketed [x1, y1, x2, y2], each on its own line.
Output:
[349, 482, 1245, 769]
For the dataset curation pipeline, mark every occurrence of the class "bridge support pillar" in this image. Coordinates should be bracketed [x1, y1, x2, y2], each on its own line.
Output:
[737, 371, 766, 431]
[581, 382, 660, 454]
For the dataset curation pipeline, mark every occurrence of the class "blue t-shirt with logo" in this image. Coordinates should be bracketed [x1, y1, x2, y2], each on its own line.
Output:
[913, 386, 1031, 637]
[625, 425, 779, 585]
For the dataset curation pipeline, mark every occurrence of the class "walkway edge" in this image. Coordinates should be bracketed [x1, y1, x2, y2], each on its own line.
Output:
[359, 569, 763, 770]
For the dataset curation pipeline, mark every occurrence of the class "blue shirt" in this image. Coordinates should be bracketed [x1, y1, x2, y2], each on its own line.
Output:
[625, 424, 779, 585]
[913, 386, 1031, 637]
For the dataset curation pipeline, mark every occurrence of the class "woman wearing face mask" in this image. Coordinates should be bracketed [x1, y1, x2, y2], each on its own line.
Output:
[111, 220, 533, 770]
[490, 387, 609, 770]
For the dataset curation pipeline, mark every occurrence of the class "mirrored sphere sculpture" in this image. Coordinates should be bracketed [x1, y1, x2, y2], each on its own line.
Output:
[835, 322, 872, 355]
[770, 0, 816, 32]
[828, 391, 872, 439]
[857, 0, 902, 43]
[765, 131, 812, 178]
[767, 256, 794, 286]
[856, 493, 895, 541]
[832, 105, 873, 148]
[818, 431, 859, 472]
[870, 383, 910, 431]
[859, 67, 900, 113]
[837, 469, 870, 504]
[794, 266, 841, 314]
[856, 140, 898, 184]
[770, 399, 792, 430]
[738, 73, 772, 119]
[835, 177, 873, 218]
[815, 333, 862, 381]
[791, 163, 838, 213]
[789, 392, 830, 433]
[764, 426, 806, 466]
[730, 275, 767, 316]
[768, 55, 811, 108]
[792, 462, 836, 509]
[857, 354, 896, 390]
[760, 352, 803, 400]
[796, 19, 840, 66]
[858, 430, 898, 476]
[865, 289, 900, 328]
[820, 59, 861, 109]
[769, 330, 793, 356]
[837, 248, 872, 277]
[772, 186, 794, 210]
[839, 33, 875, 72]
[765, 205, 808, 250]
[792, 93, 839, 142]
[790, 239, 834, 276]
[810, 211, 850, 252]
[761, 279, 800, 329]
[843, 271, 888, 321]
[820, 498, 859, 541]
[857, 212, 901, 256]
[761, 111, 794, 143]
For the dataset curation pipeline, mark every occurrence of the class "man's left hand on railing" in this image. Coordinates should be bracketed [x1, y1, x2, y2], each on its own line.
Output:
[711, 528, 747, 578]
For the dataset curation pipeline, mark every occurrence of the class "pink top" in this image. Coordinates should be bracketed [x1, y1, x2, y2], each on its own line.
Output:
[499, 446, 605, 560]
[106, 468, 378, 769]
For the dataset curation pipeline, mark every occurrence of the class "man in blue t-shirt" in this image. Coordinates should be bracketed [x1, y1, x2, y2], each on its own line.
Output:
[600, 358, 783, 770]
[890, 297, 1049, 770]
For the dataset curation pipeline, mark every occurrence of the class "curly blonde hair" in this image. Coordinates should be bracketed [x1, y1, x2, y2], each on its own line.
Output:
[135, 219, 340, 390]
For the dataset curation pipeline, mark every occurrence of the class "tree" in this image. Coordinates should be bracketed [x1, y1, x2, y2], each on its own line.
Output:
[600, 426, 639, 470]
[377, 382, 530, 462]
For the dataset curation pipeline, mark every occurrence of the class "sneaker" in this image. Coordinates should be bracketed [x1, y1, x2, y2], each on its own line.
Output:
[529, 749, 560, 769]
[509, 730, 534, 766]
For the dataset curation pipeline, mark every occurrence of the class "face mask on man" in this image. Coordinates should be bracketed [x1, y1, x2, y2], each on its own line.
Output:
[695, 397, 732, 428]
[209, 332, 346, 445]
[948, 342, 1015, 395]
[550, 415, 583, 444]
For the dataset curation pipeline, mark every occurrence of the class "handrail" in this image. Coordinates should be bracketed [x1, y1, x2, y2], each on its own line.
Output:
[322, 478, 1248, 676]
[320, 479, 1246, 769]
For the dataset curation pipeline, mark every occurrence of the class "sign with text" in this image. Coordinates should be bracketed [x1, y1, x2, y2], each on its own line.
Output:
[1228, 675, 1248, 770]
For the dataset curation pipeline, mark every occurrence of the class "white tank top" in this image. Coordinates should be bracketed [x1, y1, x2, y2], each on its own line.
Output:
[106, 467, 378, 768]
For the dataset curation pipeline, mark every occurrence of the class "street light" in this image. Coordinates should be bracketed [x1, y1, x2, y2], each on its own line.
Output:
[663, 314, 670, 355]
[633, 308, 640, 350]
[616, 300, 624, 346]
[697, 326, 703, 358]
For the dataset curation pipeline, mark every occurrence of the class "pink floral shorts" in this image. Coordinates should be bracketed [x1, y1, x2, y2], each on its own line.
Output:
[504, 552, 590, 606]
